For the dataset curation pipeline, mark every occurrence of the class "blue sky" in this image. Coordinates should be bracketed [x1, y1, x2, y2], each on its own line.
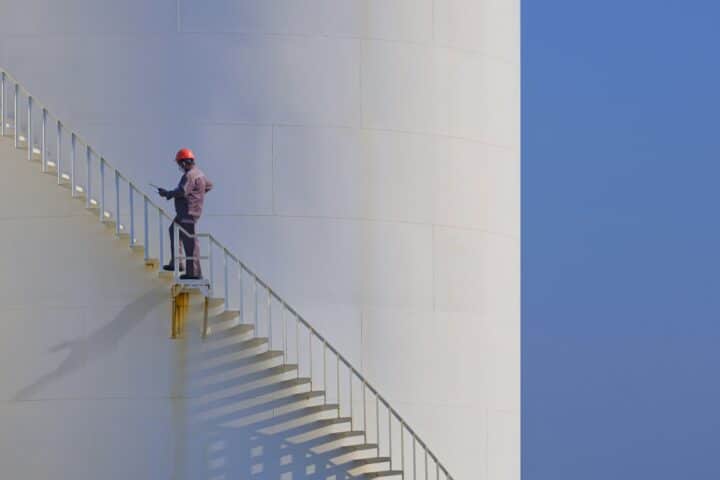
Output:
[523, 1, 720, 478]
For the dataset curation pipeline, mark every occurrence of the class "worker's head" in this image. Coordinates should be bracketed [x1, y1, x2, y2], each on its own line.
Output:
[175, 148, 195, 172]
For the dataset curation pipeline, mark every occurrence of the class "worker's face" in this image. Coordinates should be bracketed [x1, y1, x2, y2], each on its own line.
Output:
[178, 159, 194, 172]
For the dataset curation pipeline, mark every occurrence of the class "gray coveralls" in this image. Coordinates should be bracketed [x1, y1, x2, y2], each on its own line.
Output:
[165, 166, 213, 277]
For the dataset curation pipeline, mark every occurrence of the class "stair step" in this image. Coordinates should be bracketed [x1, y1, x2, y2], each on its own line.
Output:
[342, 456, 391, 471]
[198, 350, 284, 378]
[208, 322, 254, 338]
[201, 390, 326, 425]
[207, 297, 226, 308]
[292, 430, 366, 449]
[202, 337, 269, 362]
[356, 471, 404, 479]
[269, 416, 352, 438]
[202, 377, 312, 413]
[225, 403, 340, 430]
[317, 443, 379, 458]
[201, 364, 298, 392]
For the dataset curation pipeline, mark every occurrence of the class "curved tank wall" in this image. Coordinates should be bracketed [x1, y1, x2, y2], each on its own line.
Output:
[0, 2, 520, 479]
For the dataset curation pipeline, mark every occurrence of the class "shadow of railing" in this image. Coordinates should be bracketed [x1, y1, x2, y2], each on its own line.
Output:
[184, 309, 387, 480]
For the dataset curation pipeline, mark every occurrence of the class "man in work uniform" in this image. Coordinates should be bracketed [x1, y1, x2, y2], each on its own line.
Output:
[157, 148, 213, 280]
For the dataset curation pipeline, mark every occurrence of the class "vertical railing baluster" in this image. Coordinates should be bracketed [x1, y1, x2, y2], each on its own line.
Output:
[0, 71, 5, 137]
[208, 241, 215, 294]
[401, 424, 405, 479]
[336, 355, 340, 417]
[114, 171, 121, 235]
[323, 342, 327, 404]
[158, 211, 164, 265]
[413, 437, 417, 480]
[295, 315, 300, 379]
[85, 145, 92, 208]
[376, 395, 381, 454]
[129, 184, 135, 246]
[389, 408, 393, 469]
[238, 268, 244, 324]
[267, 288, 272, 347]
[41, 108, 47, 171]
[223, 248, 229, 311]
[254, 279, 259, 333]
[56, 121, 62, 184]
[143, 195, 149, 262]
[99, 157, 105, 222]
[13, 83, 18, 148]
[425, 449, 429, 480]
[349, 370, 353, 430]
[173, 221, 180, 280]
[363, 382, 367, 443]
[26, 96, 32, 161]
[308, 331, 313, 388]
[71, 133, 76, 196]
[282, 306, 287, 363]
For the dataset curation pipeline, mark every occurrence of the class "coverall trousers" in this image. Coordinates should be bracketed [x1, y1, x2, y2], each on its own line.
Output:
[169, 216, 202, 277]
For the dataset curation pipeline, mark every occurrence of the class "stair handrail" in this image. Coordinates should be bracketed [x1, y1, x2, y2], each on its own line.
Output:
[0, 67, 456, 480]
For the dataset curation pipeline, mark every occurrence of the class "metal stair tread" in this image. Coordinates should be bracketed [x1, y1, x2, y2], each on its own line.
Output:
[292, 430, 366, 449]
[341, 456, 391, 469]
[204, 364, 298, 392]
[273, 416, 352, 438]
[354, 470, 404, 479]
[198, 350, 284, 377]
[316, 443, 379, 459]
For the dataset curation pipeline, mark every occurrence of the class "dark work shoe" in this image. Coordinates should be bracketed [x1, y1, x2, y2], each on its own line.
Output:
[163, 263, 184, 272]
[180, 273, 202, 280]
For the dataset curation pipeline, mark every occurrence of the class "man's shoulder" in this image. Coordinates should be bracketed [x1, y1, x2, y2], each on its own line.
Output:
[187, 167, 207, 180]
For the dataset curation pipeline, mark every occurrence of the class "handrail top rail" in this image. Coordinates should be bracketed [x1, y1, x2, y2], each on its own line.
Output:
[0, 66, 453, 479]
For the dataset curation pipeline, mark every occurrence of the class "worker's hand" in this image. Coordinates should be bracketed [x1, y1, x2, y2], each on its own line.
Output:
[158, 188, 169, 198]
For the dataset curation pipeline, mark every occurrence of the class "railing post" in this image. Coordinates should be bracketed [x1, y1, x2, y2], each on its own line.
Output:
[401, 424, 405, 479]
[223, 248, 229, 311]
[323, 342, 327, 404]
[389, 409, 393, 469]
[208, 241, 215, 294]
[238, 268, 244, 324]
[129, 184, 135, 246]
[85, 145, 92, 208]
[114, 171, 121, 235]
[254, 280, 259, 333]
[363, 382, 367, 442]
[425, 449, 429, 480]
[158, 211, 164, 266]
[268, 289, 273, 347]
[99, 157, 105, 222]
[376, 396, 381, 453]
[336, 355, 341, 417]
[349, 368, 353, 429]
[413, 438, 417, 480]
[27, 96, 32, 161]
[173, 220, 180, 281]
[71, 133, 76, 196]
[296, 316, 301, 380]
[308, 331, 313, 388]
[143, 195, 149, 262]
[283, 307, 288, 363]
[41, 108, 47, 171]
[56, 121, 62, 184]
[13, 83, 18, 148]
[0, 71, 5, 137]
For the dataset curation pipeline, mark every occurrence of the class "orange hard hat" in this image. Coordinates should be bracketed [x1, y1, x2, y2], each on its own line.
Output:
[175, 148, 194, 163]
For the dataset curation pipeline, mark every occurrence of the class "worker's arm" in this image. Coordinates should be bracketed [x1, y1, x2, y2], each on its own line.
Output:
[163, 185, 185, 199]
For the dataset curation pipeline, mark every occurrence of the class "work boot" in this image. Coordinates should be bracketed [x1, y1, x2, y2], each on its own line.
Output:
[162, 263, 184, 272]
[180, 273, 202, 280]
